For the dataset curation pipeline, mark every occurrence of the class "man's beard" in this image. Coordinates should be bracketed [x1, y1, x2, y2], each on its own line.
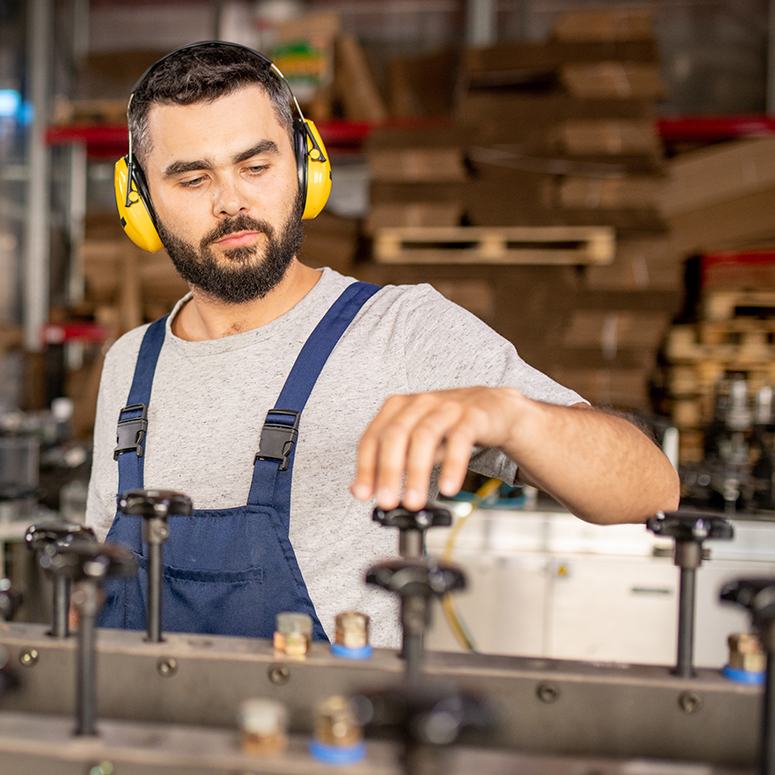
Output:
[156, 190, 304, 304]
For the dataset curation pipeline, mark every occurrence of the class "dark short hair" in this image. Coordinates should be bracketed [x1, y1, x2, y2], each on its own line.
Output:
[128, 43, 294, 164]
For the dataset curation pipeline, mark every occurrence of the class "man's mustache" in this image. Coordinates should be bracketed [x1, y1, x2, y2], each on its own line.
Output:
[202, 216, 274, 246]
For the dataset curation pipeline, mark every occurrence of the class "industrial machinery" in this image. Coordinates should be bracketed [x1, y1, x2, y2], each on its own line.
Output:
[681, 376, 775, 514]
[0, 494, 769, 775]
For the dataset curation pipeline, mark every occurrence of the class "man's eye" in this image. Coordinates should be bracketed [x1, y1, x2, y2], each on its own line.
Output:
[180, 176, 205, 188]
[247, 165, 268, 175]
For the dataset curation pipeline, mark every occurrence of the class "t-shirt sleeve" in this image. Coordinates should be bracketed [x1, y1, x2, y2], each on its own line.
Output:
[400, 283, 587, 484]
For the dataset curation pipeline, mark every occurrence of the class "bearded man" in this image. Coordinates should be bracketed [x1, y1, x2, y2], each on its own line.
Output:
[86, 42, 679, 646]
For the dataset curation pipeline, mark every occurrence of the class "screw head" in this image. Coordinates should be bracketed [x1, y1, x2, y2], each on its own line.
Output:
[19, 649, 39, 668]
[536, 682, 560, 703]
[157, 657, 178, 677]
[678, 691, 703, 714]
[268, 664, 290, 685]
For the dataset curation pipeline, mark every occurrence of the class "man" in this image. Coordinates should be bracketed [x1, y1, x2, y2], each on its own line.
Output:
[86, 42, 679, 647]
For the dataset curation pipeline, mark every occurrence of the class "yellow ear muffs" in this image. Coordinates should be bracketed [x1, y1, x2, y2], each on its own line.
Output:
[114, 156, 164, 253]
[295, 119, 331, 220]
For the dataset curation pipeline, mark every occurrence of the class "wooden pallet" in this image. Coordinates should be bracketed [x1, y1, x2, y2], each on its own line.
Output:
[702, 289, 775, 321]
[372, 226, 615, 265]
[665, 361, 775, 397]
[665, 325, 775, 365]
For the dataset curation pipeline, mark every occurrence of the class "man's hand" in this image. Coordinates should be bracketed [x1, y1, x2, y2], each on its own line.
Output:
[350, 387, 523, 511]
[350, 386, 681, 525]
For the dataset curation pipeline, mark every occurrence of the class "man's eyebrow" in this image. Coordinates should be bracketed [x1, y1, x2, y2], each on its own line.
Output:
[233, 140, 279, 164]
[163, 158, 214, 178]
[162, 141, 280, 179]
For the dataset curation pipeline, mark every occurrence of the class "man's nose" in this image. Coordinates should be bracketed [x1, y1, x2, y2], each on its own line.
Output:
[212, 177, 249, 217]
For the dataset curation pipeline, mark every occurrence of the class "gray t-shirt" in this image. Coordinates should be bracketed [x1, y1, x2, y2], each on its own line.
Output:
[86, 268, 583, 647]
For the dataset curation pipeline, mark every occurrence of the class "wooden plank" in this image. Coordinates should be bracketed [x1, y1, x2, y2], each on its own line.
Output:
[372, 226, 615, 265]
[703, 289, 775, 321]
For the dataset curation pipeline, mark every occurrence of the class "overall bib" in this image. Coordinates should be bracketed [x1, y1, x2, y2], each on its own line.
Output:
[99, 282, 380, 641]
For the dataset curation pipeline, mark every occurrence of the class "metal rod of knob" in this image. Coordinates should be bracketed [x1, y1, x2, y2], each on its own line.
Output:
[673, 540, 702, 678]
[401, 596, 428, 677]
[147, 541, 163, 643]
[143, 516, 169, 643]
[399, 530, 423, 559]
[676, 566, 697, 678]
[51, 577, 71, 639]
[73, 580, 99, 736]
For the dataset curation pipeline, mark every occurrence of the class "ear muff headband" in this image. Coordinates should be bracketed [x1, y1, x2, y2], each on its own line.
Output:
[115, 40, 331, 252]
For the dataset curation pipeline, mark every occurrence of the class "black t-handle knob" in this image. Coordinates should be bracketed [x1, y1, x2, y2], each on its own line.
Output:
[118, 488, 192, 643]
[721, 578, 775, 644]
[367, 558, 466, 599]
[118, 488, 193, 524]
[0, 579, 22, 622]
[25, 523, 97, 638]
[43, 543, 136, 738]
[355, 684, 495, 750]
[25, 523, 97, 553]
[373, 504, 452, 558]
[648, 511, 733, 679]
[367, 557, 466, 676]
[648, 510, 734, 569]
[40, 542, 136, 584]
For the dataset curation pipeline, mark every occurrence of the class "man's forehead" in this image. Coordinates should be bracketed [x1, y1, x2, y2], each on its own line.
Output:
[147, 84, 284, 135]
[145, 85, 291, 161]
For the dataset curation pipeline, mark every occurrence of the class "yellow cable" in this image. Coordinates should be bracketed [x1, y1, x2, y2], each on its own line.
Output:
[441, 478, 502, 652]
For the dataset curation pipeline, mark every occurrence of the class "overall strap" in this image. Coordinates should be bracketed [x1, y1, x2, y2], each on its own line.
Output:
[115, 316, 169, 493]
[248, 282, 380, 512]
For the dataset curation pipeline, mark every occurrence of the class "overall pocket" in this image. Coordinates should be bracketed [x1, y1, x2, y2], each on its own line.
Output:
[135, 554, 265, 637]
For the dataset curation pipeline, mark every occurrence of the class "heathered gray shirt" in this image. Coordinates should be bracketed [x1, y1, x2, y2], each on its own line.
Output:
[86, 268, 584, 647]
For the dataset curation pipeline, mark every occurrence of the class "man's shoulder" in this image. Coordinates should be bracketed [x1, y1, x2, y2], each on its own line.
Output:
[105, 321, 154, 361]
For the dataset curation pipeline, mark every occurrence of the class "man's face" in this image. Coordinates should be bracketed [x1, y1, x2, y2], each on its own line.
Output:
[143, 85, 303, 304]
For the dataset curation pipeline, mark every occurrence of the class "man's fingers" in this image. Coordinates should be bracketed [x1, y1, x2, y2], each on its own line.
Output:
[351, 394, 430, 503]
[403, 403, 468, 509]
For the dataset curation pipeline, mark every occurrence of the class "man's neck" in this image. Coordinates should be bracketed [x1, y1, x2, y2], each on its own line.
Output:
[171, 259, 322, 341]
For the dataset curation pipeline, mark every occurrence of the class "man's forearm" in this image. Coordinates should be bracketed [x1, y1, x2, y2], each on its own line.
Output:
[506, 399, 680, 525]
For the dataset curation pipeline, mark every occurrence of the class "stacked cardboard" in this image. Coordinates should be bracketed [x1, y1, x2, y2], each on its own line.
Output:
[436, 9, 675, 412]
[660, 135, 775, 254]
[364, 126, 468, 233]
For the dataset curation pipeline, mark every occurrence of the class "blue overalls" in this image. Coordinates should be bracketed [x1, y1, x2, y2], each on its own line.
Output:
[99, 282, 380, 640]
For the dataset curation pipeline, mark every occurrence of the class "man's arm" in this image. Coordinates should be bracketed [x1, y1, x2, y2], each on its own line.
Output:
[350, 386, 680, 525]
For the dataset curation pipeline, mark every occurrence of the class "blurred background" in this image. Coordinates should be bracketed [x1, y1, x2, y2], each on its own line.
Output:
[1, 0, 775, 661]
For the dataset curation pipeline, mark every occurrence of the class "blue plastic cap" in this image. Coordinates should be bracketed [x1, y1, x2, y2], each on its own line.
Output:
[722, 664, 766, 685]
[309, 739, 366, 765]
[330, 642, 373, 660]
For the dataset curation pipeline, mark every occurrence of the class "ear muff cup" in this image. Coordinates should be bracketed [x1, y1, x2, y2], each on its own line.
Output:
[298, 119, 332, 220]
[114, 156, 164, 253]
[293, 118, 331, 220]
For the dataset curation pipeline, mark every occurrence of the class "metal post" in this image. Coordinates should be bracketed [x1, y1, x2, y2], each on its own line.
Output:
[401, 596, 427, 677]
[74, 580, 98, 736]
[143, 515, 168, 643]
[399, 529, 423, 559]
[50, 577, 70, 639]
[23, 0, 52, 353]
[147, 540, 163, 643]
[676, 566, 696, 678]
[674, 540, 701, 678]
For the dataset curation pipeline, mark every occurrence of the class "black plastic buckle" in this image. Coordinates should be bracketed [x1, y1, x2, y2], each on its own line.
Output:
[113, 404, 148, 460]
[255, 410, 300, 472]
